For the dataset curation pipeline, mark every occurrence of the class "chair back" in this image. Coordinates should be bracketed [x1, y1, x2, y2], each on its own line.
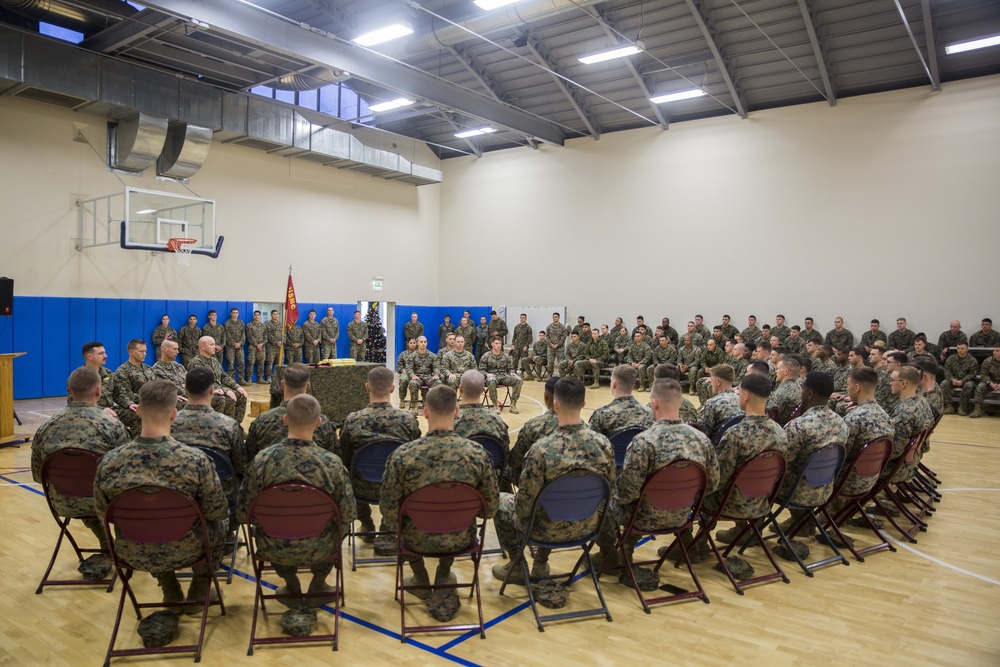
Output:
[608, 427, 644, 467]
[766, 407, 779, 422]
[903, 429, 927, 466]
[733, 450, 786, 500]
[105, 487, 201, 544]
[850, 437, 892, 479]
[351, 439, 405, 484]
[787, 402, 805, 422]
[802, 443, 846, 487]
[537, 470, 609, 522]
[468, 434, 507, 473]
[400, 482, 486, 535]
[40, 448, 102, 498]
[191, 445, 236, 484]
[248, 482, 339, 540]
[711, 414, 744, 445]
[641, 461, 707, 512]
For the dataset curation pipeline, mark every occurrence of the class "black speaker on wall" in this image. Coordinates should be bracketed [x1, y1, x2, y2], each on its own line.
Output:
[0, 277, 12, 316]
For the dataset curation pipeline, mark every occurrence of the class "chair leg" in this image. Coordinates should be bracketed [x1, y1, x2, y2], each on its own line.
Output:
[103, 568, 132, 667]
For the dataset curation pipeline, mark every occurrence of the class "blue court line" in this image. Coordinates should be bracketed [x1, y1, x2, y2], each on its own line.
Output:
[0, 472, 44, 496]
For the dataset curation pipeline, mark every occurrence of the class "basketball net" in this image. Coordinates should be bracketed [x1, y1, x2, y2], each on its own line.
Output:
[167, 238, 197, 266]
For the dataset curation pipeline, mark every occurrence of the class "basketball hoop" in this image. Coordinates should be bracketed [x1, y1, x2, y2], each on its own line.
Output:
[167, 237, 197, 266]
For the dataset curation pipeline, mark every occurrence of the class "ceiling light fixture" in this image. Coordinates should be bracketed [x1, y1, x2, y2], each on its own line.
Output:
[474, 0, 524, 10]
[579, 44, 642, 65]
[650, 89, 706, 104]
[944, 34, 1000, 54]
[455, 127, 496, 139]
[368, 98, 415, 112]
[136, 208, 157, 215]
[352, 22, 413, 47]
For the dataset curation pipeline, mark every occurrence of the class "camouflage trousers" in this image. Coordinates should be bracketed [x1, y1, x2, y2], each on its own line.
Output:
[940, 380, 975, 406]
[225, 346, 246, 382]
[547, 347, 565, 376]
[265, 344, 282, 380]
[493, 493, 550, 565]
[350, 342, 366, 362]
[408, 375, 441, 402]
[574, 360, 602, 384]
[681, 365, 700, 391]
[697, 376, 714, 404]
[511, 347, 528, 373]
[645, 366, 660, 389]
[443, 374, 462, 390]
[304, 343, 321, 365]
[398, 372, 411, 402]
[285, 346, 303, 364]
[181, 349, 198, 369]
[115, 407, 142, 437]
[213, 392, 247, 423]
[975, 381, 999, 406]
[247, 344, 265, 382]
[321, 343, 337, 360]
[558, 359, 581, 378]
[486, 374, 522, 405]
[520, 356, 546, 378]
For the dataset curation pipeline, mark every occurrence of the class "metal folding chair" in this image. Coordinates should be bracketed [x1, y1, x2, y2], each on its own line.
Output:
[349, 439, 405, 570]
[102, 486, 226, 666]
[246, 482, 344, 655]
[192, 445, 245, 584]
[467, 433, 509, 556]
[710, 414, 745, 446]
[499, 470, 613, 631]
[868, 428, 934, 542]
[481, 383, 512, 411]
[619, 461, 710, 612]
[36, 448, 116, 594]
[395, 482, 488, 642]
[608, 427, 645, 468]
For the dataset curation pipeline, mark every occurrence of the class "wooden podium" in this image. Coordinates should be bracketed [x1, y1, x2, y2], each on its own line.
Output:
[1, 352, 28, 447]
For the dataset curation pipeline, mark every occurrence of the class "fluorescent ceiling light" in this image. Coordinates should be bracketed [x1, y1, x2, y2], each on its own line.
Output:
[352, 22, 413, 47]
[944, 34, 1000, 55]
[368, 98, 415, 112]
[455, 127, 496, 139]
[474, 0, 523, 9]
[136, 208, 157, 215]
[650, 89, 706, 104]
[579, 45, 642, 65]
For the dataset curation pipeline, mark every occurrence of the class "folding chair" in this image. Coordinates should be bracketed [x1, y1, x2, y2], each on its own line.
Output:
[608, 427, 645, 468]
[468, 433, 509, 555]
[499, 470, 613, 631]
[691, 450, 789, 595]
[192, 445, 245, 584]
[619, 461, 710, 612]
[102, 486, 226, 666]
[481, 383, 512, 411]
[395, 482, 488, 642]
[761, 444, 848, 576]
[246, 482, 344, 655]
[869, 428, 934, 542]
[349, 439, 405, 570]
[787, 402, 805, 422]
[710, 414, 744, 446]
[36, 448, 116, 594]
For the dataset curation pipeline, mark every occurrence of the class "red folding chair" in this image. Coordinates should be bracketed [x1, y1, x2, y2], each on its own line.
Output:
[102, 486, 226, 666]
[619, 461, 710, 612]
[395, 482, 488, 642]
[246, 482, 344, 655]
[36, 448, 116, 594]
[869, 427, 934, 542]
[690, 450, 789, 595]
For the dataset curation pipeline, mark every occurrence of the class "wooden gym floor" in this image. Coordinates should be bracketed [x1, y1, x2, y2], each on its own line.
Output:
[1, 380, 998, 666]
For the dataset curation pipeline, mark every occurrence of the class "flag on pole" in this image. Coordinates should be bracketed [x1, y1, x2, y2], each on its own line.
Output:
[284, 270, 298, 330]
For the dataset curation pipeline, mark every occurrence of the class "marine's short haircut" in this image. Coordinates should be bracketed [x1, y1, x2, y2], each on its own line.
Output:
[785, 353, 807, 368]
[710, 364, 735, 383]
[544, 376, 559, 393]
[367, 366, 395, 394]
[653, 363, 680, 381]
[740, 373, 772, 399]
[983, 318, 993, 325]
[286, 394, 321, 429]
[723, 314, 731, 319]
[185, 366, 215, 395]
[914, 334, 927, 343]
[871, 319, 880, 325]
[778, 356, 801, 376]
[747, 360, 770, 375]
[887, 351, 909, 364]
[138, 379, 177, 414]
[777, 314, 785, 320]
[910, 357, 938, 376]
[354, 310, 361, 315]
[425, 385, 457, 415]
[253, 310, 261, 316]
[611, 364, 637, 391]
[756, 341, 772, 354]
[308, 309, 316, 315]
[800, 356, 812, 373]
[713, 326, 722, 332]
[805, 317, 814, 323]
[554, 376, 586, 410]
[283, 363, 310, 391]
[848, 366, 878, 388]
[126, 338, 146, 351]
[460, 369, 485, 398]
[636, 315, 644, 322]
[231, 308, 239, 314]
[852, 347, 867, 358]
[521, 313, 527, 317]
[82, 341, 104, 356]
[791, 325, 801, 331]
[68, 366, 101, 397]
[803, 372, 834, 400]
[553, 311, 560, 317]
[207, 310, 217, 316]
[650, 378, 682, 404]
[897, 365, 921, 384]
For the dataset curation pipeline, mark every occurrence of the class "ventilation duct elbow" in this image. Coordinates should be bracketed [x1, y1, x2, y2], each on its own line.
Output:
[111, 112, 167, 172]
[157, 121, 212, 179]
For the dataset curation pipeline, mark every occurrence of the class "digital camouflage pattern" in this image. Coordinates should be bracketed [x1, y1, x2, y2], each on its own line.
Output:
[511, 322, 533, 370]
[679, 397, 698, 423]
[558, 339, 587, 377]
[246, 319, 266, 381]
[396, 348, 415, 401]
[347, 320, 368, 361]
[244, 401, 340, 474]
[937, 328, 968, 351]
[487, 318, 508, 344]
[740, 326, 763, 346]
[152, 325, 176, 347]
[113, 361, 156, 436]
[202, 322, 226, 363]
[545, 321, 568, 376]
[284, 324, 304, 364]
[840, 400, 893, 496]
[171, 403, 245, 502]
[187, 354, 247, 421]
[833, 364, 851, 393]
[404, 320, 424, 343]
[921, 385, 944, 425]
[479, 350, 522, 405]
[264, 318, 284, 378]
[860, 330, 887, 350]
[784, 336, 806, 356]
[771, 325, 791, 342]
[320, 313, 340, 359]
[705, 416, 788, 519]
[587, 395, 653, 438]
[407, 350, 440, 399]
[66, 366, 116, 410]
[888, 396, 933, 482]
[440, 350, 478, 389]
[677, 344, 701, 387]
[825, 328, 855, 350]
[302, 319, 322, 364]
[224, 317, 247, 381]
[940, 352, 980, 405]
[506, 410, 559, 483]
[381, 430, 499, 553]
[767, 379, 802, 425]
[626, 342, 653, 388]
[874, 367, 897, 413]
[178, 324, 202, 366]
[697, 389, 741, 440]
[780, 406, 848, 506]
[521, 340, 548, 378]
[575, 336, 609, 384]
[811, 357, 837, 376]
[339, 402, 421, 500]
[975, 356, 1000, 406]
[970, 330, 1000, 348]
[455, 403, 510, 449]
[887, 329, 916, 351]
[94, 435, 228, 572]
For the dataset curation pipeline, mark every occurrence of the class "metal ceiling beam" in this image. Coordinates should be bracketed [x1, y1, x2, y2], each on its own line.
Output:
[919, 0, 940, 90]
[127, 41, 277, 86]
[683, 0, 748, 118]
[442, 111, 483, 158]
[80, 9, 176, 53]
[524, 31, 601, 140]
[891, 0, 940, 91]
[587, 5, 669, 130]
[140, 0, 566, 146]
[796, 0, 836, 106]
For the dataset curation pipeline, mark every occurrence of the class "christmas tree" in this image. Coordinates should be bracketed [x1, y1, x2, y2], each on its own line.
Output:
[364, 301, 387, 364]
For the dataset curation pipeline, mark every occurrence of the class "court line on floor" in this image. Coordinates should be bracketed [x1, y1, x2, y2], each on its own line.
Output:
[883, 533, 1000, 587]
[936, 488, 1000, 492]
[0, 473, 43, 494]
[932, 440, 1000, 450]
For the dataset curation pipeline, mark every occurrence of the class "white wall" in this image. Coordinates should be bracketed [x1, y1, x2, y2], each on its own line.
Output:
[0, 96, 441, 305]
[439, 75, 1000, 340]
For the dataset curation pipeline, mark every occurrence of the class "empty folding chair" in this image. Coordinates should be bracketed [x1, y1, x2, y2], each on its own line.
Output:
[192, 445, 245, 583]
[467, 433, 509, 555]
[608, 427, 645, 468]
[349, 439, 405, 570]
[710, 414, 744, 446]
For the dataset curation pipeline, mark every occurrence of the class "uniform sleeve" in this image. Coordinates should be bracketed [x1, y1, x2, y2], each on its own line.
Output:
[197, 457, 230, 523]
[236, 460, 260, 523]
[702, 441, 720, 493]
[514, 448, 545, 519]
[379, 450, 404, 530]
[478, 452, 500, 519]
[112, 368, 134, 407]
[616, 437, 651, 506]
[332, 461, 357, 524]
[316, 420, 342, 459]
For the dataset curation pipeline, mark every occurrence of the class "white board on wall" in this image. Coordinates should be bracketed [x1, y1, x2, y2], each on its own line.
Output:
[502, 306, 567, 349]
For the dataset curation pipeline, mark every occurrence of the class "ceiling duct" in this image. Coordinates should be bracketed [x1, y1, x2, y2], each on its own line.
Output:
[157, 120, 211, 179]
[269, 66, 351, 91]
[0, 0, 136, 35]
[111, 112, 167, 172]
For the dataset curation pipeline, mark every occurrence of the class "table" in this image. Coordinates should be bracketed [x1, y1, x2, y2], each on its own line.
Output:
[269, 363, 379, 426]
[1, 352, 29, 447]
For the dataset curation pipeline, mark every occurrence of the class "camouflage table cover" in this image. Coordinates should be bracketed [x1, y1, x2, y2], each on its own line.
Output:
[270, 363, 378, 426]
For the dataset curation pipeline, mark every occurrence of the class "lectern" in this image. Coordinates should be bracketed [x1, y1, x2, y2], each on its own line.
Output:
[1, 352, 28, 447]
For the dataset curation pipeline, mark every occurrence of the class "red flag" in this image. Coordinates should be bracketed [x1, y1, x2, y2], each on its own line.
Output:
[284, 273, 298, 329]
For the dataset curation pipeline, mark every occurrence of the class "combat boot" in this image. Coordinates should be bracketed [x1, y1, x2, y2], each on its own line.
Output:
[943, 403, 956, 415]
[184, 572, 218, 616]
[970, 404, 983, 418]
[523, 371, 534, 381]
[155, 572, 184, 613]
[958, 401, 968, 417]
[509, 401, 519, 414]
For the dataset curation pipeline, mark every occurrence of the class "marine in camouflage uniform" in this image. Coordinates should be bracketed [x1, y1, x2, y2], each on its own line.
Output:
[970, 327, 1000, 348]
[403, 317, 424, 345]
[719, 323, 739, 342]
[811, 355, 837, 377]
[647, 339, 678, 388]
[697, 389, 741, 441]
[152, 322, 177, 347]
[940, 345, 980, 413]
[521, 335, 548, 380]
[302, 313, 323, 365]
[888, 327, 916, 352]
[67, 365, 116, 411]
[438, 319, 456, 351]
[32, 399, 130, 548]
[454, 320, 477, 356]
[406, 345, 441, 408]
[887, 395, 933, 482]
[696, 343, 726, 403]
[545, 318, 568, 377]
[677, 339, 701, 392]
[171, 403, 245, 504]
[973, 349, 1000, 417]
[921, 384, 944, 424]
[284, 321, 305, 364]
[223, 312, 247, 384]
[784, 333, 806, 356]
[507, 410, 558, 484]
[588, 396, 653, 439]
[801, 324, 824, 346]
[487, 314, 508, 345]
[625, 336, 653, 391]
[187, 352, 247, 422]
[576, 331, 609, 387]
[730, 355, 749, 384]
[113, 355, 156, 437]
[740, 325, 763, 346]
[264, 313, 284, 381]
[767, 378, 802, 426]
[479, 342, 522, 411]
[693, 322, 712, 345]
[704, 416, 788, 518]
[937, 326, 968, 356]
[874, 368, 897, 414]
[440, 346, 478, 390]
[177, 320, 202, 368]
[825, 326, 855, 350]
[860, 328, 887, 351]
[347, 316, 368, 361]
[780, 405, 848, 506]
[611, 329, 631, 365]
[771, 324, 791, 343]
[246, 313, 267, 383]
[510, 319, 533, 372]
[320, 309, 340, 359]
[237, 436, 356, 582]
[839, 399, 893, 496]
[243, 401, 340, 474]
[202, 318, 226, 364]
[395, 340, 417, 403]
[455, 402, 510, 449]
[494, 423, 614, 568]
[94, 435, 229, 573]
[476, 319, 489, 361]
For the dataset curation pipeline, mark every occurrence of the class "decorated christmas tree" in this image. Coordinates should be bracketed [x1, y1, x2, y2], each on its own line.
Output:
[365, 301, 387, 364]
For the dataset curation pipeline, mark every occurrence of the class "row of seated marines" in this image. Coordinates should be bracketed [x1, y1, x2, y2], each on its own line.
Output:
[32, 356, 938, 644]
